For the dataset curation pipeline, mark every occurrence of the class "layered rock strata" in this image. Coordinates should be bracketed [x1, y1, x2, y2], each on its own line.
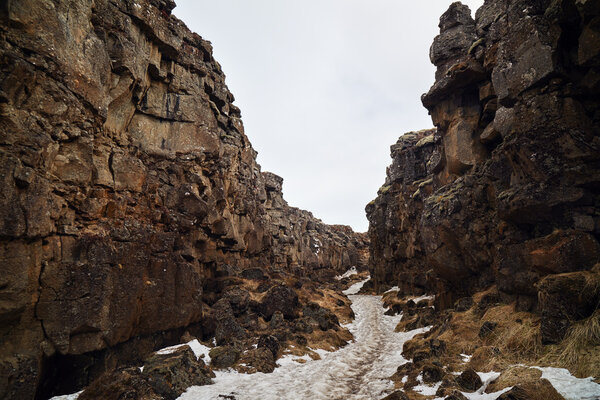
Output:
[0, 1, 366, 398]
[367, 0, 600, 338]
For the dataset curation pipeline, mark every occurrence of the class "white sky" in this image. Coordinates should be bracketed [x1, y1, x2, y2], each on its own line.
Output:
[173, 1, 484, 232]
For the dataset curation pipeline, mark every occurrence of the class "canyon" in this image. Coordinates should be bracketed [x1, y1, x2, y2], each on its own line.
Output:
[1, 0, 600, 399]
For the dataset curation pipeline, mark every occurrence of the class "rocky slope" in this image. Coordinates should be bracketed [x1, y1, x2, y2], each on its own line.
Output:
[0, 1, 367, 398]
[367, 0, 600, 349]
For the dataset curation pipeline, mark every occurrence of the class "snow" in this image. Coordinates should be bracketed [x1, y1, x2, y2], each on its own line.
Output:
[461, 353, 472, 362]
[429, 366, 600, 400]
[49, 390, 83, 400]
[413, 381, 443, 396]
[342, 276, 370, 295]
[476, 371, 502, 393]
[533, 366, 600, 400]
[384, 286, 400, 293]
[335, 266, 358, 280]
[156, 339, 212, 363]
[413, 372, 503, 398]
[409, 294, 435, 303]
[178, 277, 431, 400]
[413, 373, 443, 396]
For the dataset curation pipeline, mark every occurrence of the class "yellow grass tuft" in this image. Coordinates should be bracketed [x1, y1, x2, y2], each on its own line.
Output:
[540, 309, 600, 378]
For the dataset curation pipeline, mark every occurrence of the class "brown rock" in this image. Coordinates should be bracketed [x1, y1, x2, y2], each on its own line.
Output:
[238, 347, 276, 373]
[257, 335, 280, 359]
[495, 379, 565, 400]
[381, 391, 410, 400]
[444, 391, 469, 400]
[79, 346, 212, 400]
[209, 345, 241, 369]
[258, 285, 299, 320]
[142, 346, 213, 399]
[537, 270, 600, 344]
[302, 302, 340, 331]
[456, 368, 482, 392]
[422, 363, 444, 384]
[485, 366, 542, 393]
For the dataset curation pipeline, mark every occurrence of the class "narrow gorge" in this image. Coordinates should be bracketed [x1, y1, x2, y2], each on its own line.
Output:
[1, 0, 599, 399]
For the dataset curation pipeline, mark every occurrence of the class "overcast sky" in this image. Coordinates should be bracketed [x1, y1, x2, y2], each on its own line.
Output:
[173, 1, 484, 232]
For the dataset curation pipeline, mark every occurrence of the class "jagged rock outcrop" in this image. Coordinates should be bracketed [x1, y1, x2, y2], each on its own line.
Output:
[0, 1, 367, 398]
[367, 0, 600, 335]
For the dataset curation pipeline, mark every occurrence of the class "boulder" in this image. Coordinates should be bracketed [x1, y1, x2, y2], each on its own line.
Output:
[456, 368, 482, 392]
[537, 270, 600, 344]
[210, 299, 247, 345]
[381, 391, 410, 400]
[302, 302, 340, 331]
[495, 379, 565, 400]
[79, 346, 212, 400]
[142, 346, 214, 399]
[222, 287, 250, 316]
[258, 285, 299, 320]
[422, 363, 444, 384]
[239, 347, 276, 373]
[257, 335, 280, 359]
[209, 345, 241, 369]
[444, 391, 468, 400]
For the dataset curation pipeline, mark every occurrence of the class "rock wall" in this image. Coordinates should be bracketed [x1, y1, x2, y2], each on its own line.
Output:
[0, 1, 366, 398]
[262, 172, 368, 278]
[367, 0, 600, 334]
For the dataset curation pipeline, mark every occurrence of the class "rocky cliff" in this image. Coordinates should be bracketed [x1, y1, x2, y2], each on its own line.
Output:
[0, 1, 367, 398]
[367, 0, 600, 342]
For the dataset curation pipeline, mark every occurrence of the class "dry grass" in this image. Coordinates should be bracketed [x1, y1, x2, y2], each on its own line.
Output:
[438, 308, 481, 356]
[540, 309, 600, 378]
[484, 305, 543, 364]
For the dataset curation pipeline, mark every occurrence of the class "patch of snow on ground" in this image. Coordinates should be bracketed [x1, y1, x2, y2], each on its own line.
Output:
[533, 366, 600, 400]
[178, 278, 430, 400]
[410, 294, 435, 303]
[413, 372, 442, 396]
[461, 353, 472, 362]
[49, 390, 83, 400]
[335, 266, 358, 280]
[476, 371, 502, 393]
[342, 276, 370, 295]
[384, 286, 400, 293]
[413, 382, 442, 396]
[156, 339, 212, 363]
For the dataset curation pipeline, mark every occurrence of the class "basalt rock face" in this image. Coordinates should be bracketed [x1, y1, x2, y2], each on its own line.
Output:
[368, 0, 600, 326]
[0, 1, 366, 398]
[263, 172, 369, 279]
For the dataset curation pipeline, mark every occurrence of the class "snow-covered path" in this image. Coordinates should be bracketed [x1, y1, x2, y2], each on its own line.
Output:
[178, 279, 429, 400]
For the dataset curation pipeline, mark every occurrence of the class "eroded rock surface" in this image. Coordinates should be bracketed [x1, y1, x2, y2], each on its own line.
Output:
[367, 0, 600, 343]
[0, 0, 367, 397]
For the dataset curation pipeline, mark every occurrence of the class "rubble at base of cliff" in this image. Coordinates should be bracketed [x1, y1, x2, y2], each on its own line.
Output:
[380, 286, 600, 400]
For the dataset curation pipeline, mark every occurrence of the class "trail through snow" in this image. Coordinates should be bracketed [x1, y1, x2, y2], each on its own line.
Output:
[178, 278, 429, 400]
[50, 277, 600, 400]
